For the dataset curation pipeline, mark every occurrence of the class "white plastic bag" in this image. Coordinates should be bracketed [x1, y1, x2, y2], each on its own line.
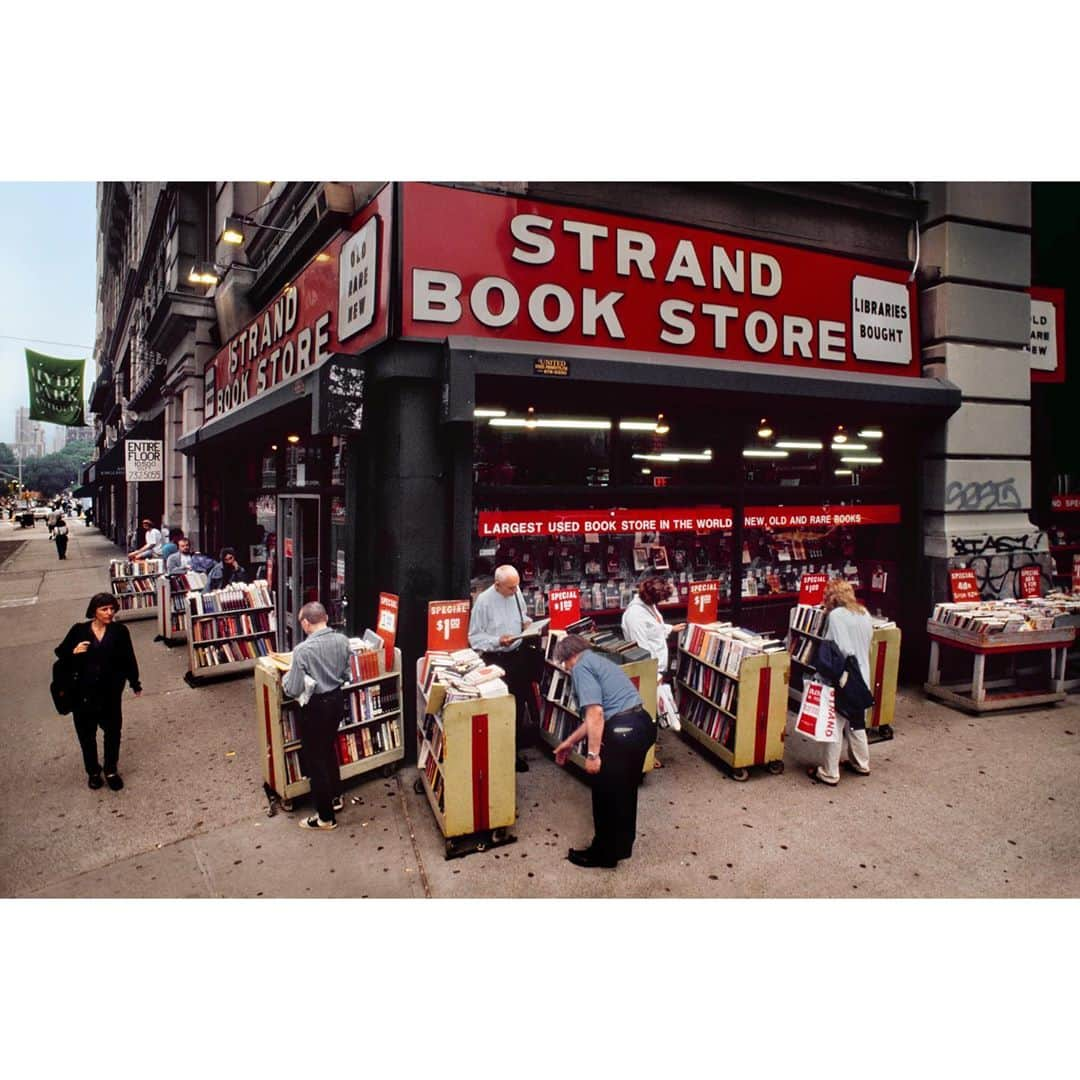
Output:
[657, 681, 681, 732]
[795, 680, 839, 743]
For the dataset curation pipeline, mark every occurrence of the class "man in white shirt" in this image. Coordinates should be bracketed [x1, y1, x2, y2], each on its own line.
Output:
[128, 518, 163, 560]
[468, 564, 538, 772]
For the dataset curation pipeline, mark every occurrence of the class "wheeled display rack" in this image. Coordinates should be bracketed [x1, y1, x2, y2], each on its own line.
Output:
[538, 627, 658, 775]
[155, 570, 207, 644]
[674, 629, 789, 780]
[109, 558, 161, 621]
[256, 647, 404, 812]
[185, 584, 276, 683]
[787, 604, 902, 741]
[414, 661, 517, 858]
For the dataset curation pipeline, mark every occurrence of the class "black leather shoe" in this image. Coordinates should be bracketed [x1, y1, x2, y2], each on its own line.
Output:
[515, 755, 529, 773]
[105, 773, 124, 791]
[87, 773, 104, 790]
[567, 847, 618, 869]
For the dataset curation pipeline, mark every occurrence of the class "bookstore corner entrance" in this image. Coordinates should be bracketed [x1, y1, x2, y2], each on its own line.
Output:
[278, 495, 321, 650]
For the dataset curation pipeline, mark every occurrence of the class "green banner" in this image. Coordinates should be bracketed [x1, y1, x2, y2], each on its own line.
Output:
[26, 350, 85, 426]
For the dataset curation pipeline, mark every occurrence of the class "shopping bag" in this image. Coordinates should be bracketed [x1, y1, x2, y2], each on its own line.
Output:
[795, 680, 839, 742]
[656, 681, 681, 731]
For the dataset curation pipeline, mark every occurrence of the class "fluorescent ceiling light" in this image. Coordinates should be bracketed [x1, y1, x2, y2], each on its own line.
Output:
[834, 469, 853, 476]
[831, 442, 867, 451]
[776, 440, 823, 450]
[619, 420, 662, 431]
[632, 450, 712, 462]
[473, 408, 507, 418]
[490, 418, 611, 430]
[743, 449, 790, 458]
[857, 429, 883, 439]
[840, 455, 884, 464]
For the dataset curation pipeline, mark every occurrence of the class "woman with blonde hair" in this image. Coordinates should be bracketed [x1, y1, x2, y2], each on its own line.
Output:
[807, 578, 873, 786]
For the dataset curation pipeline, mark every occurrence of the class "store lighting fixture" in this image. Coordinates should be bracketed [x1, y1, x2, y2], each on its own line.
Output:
[831, 441, 867, 451]
[757, 417, 773, 439]
[857, 428, 884, 440]
[742, 449, 789, 458]
[490, 417, 611, 430]
[525, 407, 538, 430]
[632, 450, 712, 462]
[221, 221, 246, 246]
[219, 212, 296, 248]
[315, 252, 332, 263]
[641, 467, 652, 475]
[286, 434, 301, 445]
[270, 444, 278, 452]
[834, 468, 853, 476]
[187, 261, 221, 287]
[833, 425, 849, 444]
[776, 440, 823, 450]
[840, 455, 883, 464]
[654, 413, 670, 435]
[619, 419, 662, 431]
[474, 408, 508, 419]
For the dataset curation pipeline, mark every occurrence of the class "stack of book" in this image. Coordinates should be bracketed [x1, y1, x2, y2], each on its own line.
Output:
[110, 558, 164, 578]
[188, 580, 272, 615]
[929, 598, 1077, 633]
[419, 648, 510, 704]
[683, 622, 785, 677]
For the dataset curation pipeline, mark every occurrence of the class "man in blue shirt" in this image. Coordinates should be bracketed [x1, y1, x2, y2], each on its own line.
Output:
[552, 634, 656, 868]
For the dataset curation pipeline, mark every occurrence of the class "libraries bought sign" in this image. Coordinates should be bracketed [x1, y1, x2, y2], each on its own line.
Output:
[203, 185, 392, 425]
[401, 183, 919, 377]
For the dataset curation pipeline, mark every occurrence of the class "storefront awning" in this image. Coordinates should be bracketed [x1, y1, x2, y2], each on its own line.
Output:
[442, 336, 963, 422]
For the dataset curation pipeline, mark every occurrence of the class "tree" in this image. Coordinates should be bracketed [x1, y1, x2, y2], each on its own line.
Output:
[0, 442, 15, 468]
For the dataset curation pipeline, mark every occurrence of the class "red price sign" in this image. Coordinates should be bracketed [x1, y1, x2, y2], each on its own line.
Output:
[688, 580, 719, 624]
[1073, 555, 1080, 594]
[798, 573, 830, 606]
[376, 592, 399, 670]
[548, 587, 580, 630]
[949, 569, 981, 603]
[1018, 565, 1042, 598]
[427, 600, 470, 652]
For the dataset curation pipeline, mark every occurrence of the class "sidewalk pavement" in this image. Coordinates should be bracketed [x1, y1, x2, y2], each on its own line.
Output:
[2, 518, 1079, 899]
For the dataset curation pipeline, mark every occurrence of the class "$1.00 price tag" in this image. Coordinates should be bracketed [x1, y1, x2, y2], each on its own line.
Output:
[548, 587, 580, 630]
[687, 580, 719, 624]
[427, 600, 470, 652]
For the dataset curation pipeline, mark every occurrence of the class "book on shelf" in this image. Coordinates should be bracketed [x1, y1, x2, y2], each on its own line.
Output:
[790, 603, 828, 637]
[191, 609, 276, 642]
[188, 580, 273, 616]
[930, 597, 1078, 633]
[110, 558, 164, 579]
[193, 635, 273, 668]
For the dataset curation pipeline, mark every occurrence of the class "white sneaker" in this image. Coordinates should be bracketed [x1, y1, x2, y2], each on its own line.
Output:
[667, 714, 681, 732]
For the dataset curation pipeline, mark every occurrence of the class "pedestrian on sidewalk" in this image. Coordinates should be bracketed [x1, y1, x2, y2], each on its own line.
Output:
[53, 515, 69, 560]
[55, 592, 142, 791]
[283, 600, 351, 831]
[552, 633, 657, 869]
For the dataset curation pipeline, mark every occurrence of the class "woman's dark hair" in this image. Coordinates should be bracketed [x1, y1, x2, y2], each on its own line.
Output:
[553, 633, 591, 664]
[169, 528, 184, 541]
[85, 592, 119, 618]
[638, 576, 673, 606]
[219, 546, 236, 560]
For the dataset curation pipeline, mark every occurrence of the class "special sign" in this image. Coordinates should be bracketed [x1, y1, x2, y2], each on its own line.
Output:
[203, 185, 391, 425]
[401, 183, 918, 376]
[427, 600, 471, 652]
[687, 580, 720, 624]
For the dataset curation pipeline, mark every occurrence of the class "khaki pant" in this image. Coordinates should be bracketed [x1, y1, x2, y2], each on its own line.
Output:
[818, 711, 870, 782]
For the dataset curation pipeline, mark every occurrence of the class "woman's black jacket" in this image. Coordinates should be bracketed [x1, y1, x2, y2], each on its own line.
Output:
[55, 621, 142, 707]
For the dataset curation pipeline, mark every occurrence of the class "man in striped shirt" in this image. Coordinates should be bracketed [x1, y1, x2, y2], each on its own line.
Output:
[284, 601, 351, 831]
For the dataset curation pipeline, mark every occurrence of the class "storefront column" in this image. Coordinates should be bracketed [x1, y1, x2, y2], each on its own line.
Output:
[918, 183, 1046, 602]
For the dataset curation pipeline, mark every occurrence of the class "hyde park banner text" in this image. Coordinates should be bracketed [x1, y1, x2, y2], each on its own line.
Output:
[26, 350, 86, 426]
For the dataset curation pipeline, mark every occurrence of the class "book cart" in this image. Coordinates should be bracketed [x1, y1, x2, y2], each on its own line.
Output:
[255, 646, 404, 813]
[155, 570, 207, 644]
[787, 604, 902, 741]
[674, 623, 789, 780]
[109, 559, 162, 622]
[184, 581, 277, 684]
[538, 627, 659, 775]
[925, 602, 1076, 713]
[414, 659, 517, 859]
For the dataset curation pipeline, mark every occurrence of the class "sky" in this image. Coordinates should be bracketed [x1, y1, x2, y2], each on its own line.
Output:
[0, 182, 96, 446]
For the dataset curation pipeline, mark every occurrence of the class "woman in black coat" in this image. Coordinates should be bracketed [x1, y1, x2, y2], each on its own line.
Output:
[55, 592, 142, 790]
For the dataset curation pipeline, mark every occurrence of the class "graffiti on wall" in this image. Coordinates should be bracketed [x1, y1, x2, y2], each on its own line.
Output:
[944, 477, 1023, 512]
[948, 530, 1051, 599]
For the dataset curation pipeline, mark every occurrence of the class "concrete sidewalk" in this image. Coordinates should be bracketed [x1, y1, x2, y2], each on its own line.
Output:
[3, 518, 1079, 899]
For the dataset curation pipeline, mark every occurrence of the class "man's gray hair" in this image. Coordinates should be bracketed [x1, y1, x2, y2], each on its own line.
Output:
[494, 564, 519, 584]
[299, 601, 328, 624]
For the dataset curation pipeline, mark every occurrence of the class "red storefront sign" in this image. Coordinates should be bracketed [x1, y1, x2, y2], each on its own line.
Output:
[1028, 286, 1066, 384]
[548, 587, 581, 630]
[949, 569, 982, 603]
[687, 580, 720, 624]
[203, 184, 392, 425]
[427, 600, 470, 652]
[376, 592, 399, 670]
[477, 504, 901, 538]
[401, 183, 918, 376]
[798, 573, 830, 606]
[1018, 565, 1042, 598]
[1051, 495, 1080, 512]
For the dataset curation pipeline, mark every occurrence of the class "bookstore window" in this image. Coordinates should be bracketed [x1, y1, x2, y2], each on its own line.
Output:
[617, 411, 727, 488]
[742, 420, 888, 488]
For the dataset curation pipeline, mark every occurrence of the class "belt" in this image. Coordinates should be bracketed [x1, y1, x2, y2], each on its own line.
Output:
[608, 705, 645, 722]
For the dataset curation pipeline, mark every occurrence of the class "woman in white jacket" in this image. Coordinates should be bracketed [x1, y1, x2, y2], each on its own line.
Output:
[622, 576, 685, 766]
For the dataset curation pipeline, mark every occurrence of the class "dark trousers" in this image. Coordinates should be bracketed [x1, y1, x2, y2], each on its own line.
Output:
[590, 706, 656, 862]
[299, 689, 343, 822]
[55, 535, 68, 559]
[73, 704, 122, 776]
[481, 645, 542, 751]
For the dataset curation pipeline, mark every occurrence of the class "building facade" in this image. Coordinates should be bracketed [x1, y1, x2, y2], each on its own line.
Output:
[14, 406, 47, 460]
[85, 181, 1071, 713]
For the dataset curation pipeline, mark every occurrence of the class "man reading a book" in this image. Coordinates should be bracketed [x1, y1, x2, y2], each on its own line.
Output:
[283, 600, 351, 831]
[468, 564, 540, 773]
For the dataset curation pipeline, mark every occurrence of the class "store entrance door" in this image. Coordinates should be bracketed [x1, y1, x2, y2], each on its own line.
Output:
[278, 495, 321, 650]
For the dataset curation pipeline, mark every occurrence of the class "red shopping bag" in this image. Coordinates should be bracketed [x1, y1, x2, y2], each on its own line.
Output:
[795, 680, 839, 742]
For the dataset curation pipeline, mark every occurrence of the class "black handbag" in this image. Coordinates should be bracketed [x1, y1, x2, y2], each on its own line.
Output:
[50, 657, 76, 716]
